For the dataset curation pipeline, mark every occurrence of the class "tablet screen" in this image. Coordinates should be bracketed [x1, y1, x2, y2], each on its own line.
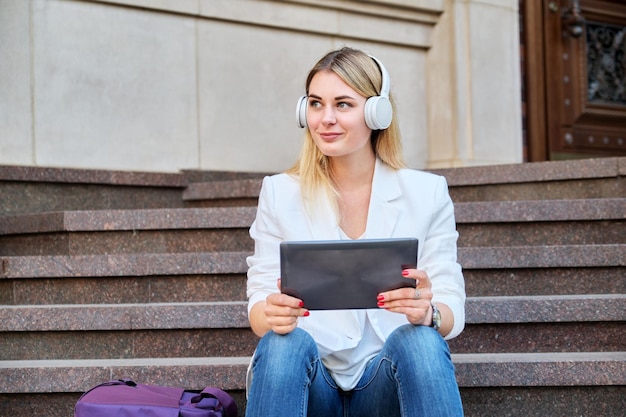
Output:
[280, 238, 418, 310]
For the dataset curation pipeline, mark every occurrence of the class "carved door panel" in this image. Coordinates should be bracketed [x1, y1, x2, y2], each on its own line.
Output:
[524, 0, 626, 160]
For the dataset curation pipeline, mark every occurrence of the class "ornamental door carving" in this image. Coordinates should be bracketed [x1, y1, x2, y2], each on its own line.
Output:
[523, 0, 626, 161]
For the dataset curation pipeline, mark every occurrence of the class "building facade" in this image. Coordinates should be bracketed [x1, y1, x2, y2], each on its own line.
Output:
[2, 0, 586, 173]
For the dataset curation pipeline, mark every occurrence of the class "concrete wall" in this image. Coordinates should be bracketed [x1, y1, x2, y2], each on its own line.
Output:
[0, 0, 522, 173]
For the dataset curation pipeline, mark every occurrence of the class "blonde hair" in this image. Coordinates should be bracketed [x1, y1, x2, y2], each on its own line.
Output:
[287, 47, 405, 212]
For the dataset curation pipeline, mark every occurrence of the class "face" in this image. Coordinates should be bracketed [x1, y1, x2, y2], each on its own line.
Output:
[306, 71, 374, 161]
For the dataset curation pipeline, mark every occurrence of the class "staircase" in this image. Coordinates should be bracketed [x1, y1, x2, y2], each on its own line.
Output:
[0, 158, 624, 416]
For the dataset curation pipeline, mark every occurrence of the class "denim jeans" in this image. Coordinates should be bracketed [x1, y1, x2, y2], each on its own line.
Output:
[245, 325, 463, 417]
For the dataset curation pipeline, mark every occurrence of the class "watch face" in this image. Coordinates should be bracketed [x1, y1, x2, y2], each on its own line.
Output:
[432, 305, 441, 329]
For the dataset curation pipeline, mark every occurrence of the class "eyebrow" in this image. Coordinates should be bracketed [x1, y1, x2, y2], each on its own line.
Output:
[308, 94, 357, 101]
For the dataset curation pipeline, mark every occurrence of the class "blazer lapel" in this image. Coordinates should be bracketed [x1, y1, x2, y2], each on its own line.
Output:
[307, 193, 341, 240]
[365, 159, 401, 239]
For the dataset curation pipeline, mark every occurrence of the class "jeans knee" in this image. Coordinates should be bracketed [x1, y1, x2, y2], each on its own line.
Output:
[250, 328, 319, 386]
[255, 328, 318, 366]
[385, 325, 451, 364]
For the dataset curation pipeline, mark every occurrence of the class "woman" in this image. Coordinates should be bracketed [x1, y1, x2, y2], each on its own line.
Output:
[245, 46, 465, 416]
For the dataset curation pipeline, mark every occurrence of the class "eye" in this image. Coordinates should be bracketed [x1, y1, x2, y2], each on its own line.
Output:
[308, 99, 322, 109]
[337, 102, 352, 109]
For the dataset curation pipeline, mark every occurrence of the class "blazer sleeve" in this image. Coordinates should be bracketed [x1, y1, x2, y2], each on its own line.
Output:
[422, 175, 466, 339]
[246, 176, 283, 315]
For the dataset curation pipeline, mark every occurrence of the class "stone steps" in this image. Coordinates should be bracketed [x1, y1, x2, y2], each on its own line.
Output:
[455, 198, 625, 246]
[1, 244, 623, 302]
[0, 165, 189, 216]
[182, 157, 626, 205]
[1, 295, 623, 361]
[1, 198, 623, 257]
[2, 352, 624, 391]
[0, 353, 624, 416]
[2, 158, 623, 215]
[0, 207, 255, 256]
[0, 157, 624, 416]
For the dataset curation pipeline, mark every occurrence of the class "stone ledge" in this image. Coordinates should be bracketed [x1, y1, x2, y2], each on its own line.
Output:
[431, 157, 625, 186]
[453, 352, 626, 387]
[1, 245, 624, 279]
[179, 158, 626, 201]
[183, 179, 262, 201]
[2, 157, 623, 190]
[0, 357, 250, 393]
[459, 244, 626, 269]
[466, 294, 626, 323]
[0, 302, 249, 332]
[0, 207, 257, 235]
[1, 295, 622, 332]
[454, 198, 626, 223]
[0, 244, 626, 280]
[0, 252, 249, 279]
[3, 199, 623, 236]
[0, 165, 186, 187]
[1, 352, 623, 393]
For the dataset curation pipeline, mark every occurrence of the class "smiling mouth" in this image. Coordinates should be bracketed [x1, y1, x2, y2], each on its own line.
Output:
[319, 132, 342, 140]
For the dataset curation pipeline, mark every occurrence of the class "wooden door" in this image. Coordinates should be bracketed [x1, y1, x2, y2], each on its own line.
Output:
[522, 0, 626, 161]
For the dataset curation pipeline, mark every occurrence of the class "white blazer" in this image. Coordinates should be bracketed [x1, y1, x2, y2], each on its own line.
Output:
[246, 159, 465, 354]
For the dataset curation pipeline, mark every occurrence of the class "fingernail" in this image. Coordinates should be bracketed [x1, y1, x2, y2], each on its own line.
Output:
[377, 294, 385, 301]
[299, 301, 304, 307]
[303, 311, 310, 317]
[402, 270, 410, 277]
[377, 301, 385, 307]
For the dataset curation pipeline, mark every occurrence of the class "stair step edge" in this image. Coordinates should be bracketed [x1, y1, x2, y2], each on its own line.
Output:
[454, 198, 626, 223]
[0, 252, 251, 278]
[2, 199, 623, 235]
[0, 295, 623, 331]
[459, 244, 626, 268]
[1, 245, 624, 279]
[1, 352, 624, 393]
[183, 179, 262, 201]
[0, 207, 257, 235]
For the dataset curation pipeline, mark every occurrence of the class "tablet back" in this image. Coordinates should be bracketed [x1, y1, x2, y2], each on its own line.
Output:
[280, 238, 418, 310]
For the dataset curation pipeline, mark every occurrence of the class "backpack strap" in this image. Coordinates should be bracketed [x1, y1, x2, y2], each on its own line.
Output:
[190, 387, 238, 417]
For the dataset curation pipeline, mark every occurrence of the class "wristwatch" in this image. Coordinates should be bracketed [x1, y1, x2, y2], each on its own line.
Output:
[430, 303, 441, 330]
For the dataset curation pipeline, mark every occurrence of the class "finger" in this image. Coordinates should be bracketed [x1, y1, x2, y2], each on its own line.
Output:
[378, 288, 433, 308]
[267, 292, 304, 309]
[382, 303, 430, 325]
[265, 305, 309, 334]
[267, 316, 299, 335]
[413, 270, 430, 288]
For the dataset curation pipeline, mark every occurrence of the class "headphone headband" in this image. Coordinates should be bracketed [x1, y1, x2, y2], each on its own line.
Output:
[369, 55, 390, 98]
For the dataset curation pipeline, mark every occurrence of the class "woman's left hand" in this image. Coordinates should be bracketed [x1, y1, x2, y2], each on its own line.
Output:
[377, 268, 433, 326]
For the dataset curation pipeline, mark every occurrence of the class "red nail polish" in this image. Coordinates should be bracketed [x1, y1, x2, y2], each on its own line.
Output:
[377, 294, 385, 301]
[299, 301, 304, 307]
[402, 270, 410, 277]
[377, 301, 385, 307]
[303, 311, 310, 317]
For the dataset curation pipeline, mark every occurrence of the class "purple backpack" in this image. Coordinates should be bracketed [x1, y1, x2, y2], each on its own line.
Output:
[74, 379, 238, 417]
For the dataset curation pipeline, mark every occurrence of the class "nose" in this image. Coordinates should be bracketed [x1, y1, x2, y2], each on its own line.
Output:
[321, 106, 336, 125]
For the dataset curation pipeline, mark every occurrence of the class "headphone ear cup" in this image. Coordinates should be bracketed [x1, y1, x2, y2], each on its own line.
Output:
[296, 96, 308, 128]
[364, 96, 393, 130]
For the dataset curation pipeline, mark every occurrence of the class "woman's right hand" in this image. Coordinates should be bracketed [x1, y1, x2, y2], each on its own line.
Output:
[263, 291, 309, 335]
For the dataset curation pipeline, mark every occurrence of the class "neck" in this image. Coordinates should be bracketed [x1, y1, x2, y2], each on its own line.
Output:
[330, 153, 376, 191]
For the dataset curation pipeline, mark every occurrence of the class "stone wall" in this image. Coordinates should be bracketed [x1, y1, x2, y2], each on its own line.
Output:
[0, 0, 522, 173]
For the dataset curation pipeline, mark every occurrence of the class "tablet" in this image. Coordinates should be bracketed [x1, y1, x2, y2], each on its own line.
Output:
[280, 238, 418, 310]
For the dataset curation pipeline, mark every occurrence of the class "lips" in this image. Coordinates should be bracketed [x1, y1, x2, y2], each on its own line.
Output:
[319, 132, 342, 141]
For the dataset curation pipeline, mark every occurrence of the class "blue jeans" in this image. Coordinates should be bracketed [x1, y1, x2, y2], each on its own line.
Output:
[245, 325, 463, 417]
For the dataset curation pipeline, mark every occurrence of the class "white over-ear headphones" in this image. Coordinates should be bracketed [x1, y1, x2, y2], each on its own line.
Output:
[296, 55, 393, 130]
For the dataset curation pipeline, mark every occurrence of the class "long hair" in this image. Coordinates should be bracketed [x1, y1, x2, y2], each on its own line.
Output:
[287, 47, 405, 214]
